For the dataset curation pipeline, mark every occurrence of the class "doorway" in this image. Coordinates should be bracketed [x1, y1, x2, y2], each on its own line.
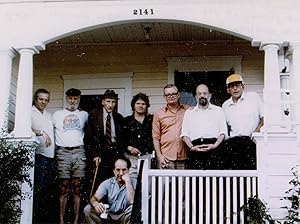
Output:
[79, 88, 123, 113]
[62, 73, 133, 116]
[175, 70, 231, 107]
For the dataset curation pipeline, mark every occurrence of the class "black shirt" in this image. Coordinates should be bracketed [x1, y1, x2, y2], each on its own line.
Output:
[123, 114, 154, 155]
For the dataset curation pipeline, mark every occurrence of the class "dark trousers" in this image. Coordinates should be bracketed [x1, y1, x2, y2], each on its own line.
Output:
[186, 138, 224, 170]
[223, 136, 257, 170]
[33, 154, 55, 222]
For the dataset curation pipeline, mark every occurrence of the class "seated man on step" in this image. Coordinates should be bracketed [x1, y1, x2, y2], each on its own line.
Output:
[84, 156, 137, 224]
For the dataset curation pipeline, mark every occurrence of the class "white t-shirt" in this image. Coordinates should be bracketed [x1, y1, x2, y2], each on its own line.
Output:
[52, 109, 88, 147]
[181, 103, 227, 141]
[31, 106, 55, 158]
[222, 92, 264, 137]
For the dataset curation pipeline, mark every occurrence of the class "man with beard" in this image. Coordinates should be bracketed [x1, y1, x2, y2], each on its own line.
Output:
[181, 84, 227, 169]
[52, 88, 88, 224]
[222, 74, 264, 169]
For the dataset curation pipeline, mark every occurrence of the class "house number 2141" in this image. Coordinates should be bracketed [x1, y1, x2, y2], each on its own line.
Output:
[133, 9, 154, 16]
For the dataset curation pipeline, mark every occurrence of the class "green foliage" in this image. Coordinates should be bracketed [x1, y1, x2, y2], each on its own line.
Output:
[281, 166, 300, 224]
[240, 195, 277, 224]
[241, 166, 300, 224]
[0, 138, 35, 223]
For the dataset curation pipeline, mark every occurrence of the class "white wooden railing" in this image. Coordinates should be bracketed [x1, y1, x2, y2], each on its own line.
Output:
[141, 160, 258, 224]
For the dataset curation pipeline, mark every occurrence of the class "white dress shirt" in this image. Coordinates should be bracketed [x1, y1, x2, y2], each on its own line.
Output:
[222, 92, 263, 137]
[181, 103, 227, 141]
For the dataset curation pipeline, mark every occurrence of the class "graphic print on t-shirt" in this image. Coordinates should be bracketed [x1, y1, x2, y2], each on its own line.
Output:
[63, 114, 81, 131]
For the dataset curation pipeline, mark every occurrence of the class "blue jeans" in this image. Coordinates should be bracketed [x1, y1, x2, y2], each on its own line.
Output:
[33, 154, 55, 220]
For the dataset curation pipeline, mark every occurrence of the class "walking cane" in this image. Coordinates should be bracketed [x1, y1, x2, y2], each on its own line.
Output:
[90, 159, 100, 199]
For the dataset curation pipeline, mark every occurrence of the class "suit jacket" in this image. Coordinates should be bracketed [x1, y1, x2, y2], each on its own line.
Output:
[84, 107, 124, 160]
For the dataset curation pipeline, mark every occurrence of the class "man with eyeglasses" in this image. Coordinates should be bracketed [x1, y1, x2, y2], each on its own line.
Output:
[152, 84, 188, 170]
[222, 74, 264, 170]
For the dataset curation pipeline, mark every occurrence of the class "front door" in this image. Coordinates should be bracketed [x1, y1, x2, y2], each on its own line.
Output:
[80, 88, 125, 114]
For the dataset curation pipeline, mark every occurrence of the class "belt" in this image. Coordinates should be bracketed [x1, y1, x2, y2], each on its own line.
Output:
[192, 137, 217, 145]
[194, 137, 217, 142]
[57, 146, 82, 150]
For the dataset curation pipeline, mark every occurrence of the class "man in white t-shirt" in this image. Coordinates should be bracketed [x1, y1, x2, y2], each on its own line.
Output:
[53, 88, 88, 224]
[222, 74, 264, 169]
[31, 88, 55, 223]
[181, 84, 227, 169]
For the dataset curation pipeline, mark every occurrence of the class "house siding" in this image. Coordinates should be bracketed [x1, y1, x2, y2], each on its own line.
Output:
[32, 42, 264, 115]
[8, 56, 19, 131]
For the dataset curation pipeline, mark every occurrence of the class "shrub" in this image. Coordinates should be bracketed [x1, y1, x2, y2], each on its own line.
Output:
[240, 195, 277, 224]
[281, 166, 300, 224]
[0, 138, 35, 223]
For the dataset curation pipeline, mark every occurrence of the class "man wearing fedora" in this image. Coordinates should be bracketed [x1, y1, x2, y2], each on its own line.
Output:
[85, 89, 125, 190]
[52, 88, 88, 224]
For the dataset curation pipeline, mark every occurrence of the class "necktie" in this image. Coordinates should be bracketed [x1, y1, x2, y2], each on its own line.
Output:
[105, 114, 112, 149]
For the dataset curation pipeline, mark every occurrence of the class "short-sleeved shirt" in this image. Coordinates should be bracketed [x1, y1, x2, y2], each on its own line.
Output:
[181, 103, 227, 141]
[152, 105, 187, 161]
[31, 106, 55, 158]
[123, 114, 154, 155]
[222, 92, 264, 137]
[95, 177, 137, 214]
[52, 109, 88, 147]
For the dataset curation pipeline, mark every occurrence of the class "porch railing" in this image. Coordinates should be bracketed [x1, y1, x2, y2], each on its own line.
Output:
[141, 160, 258, 224]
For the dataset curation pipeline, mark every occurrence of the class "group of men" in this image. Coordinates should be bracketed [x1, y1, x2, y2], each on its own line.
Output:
[31, 73, 263, 224]
[32, 88, 153, 224]
[154, 74, 263, 172]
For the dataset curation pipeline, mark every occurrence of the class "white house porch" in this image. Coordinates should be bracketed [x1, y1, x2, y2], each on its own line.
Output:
[140, 160, 258, 224]
[0, 1, 300, 223]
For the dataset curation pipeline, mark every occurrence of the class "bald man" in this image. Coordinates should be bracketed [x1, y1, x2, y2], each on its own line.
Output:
[181, 84, 227, 169]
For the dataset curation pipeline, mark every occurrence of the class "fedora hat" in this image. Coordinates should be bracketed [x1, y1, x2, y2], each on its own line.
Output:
[102, 89, 118, 100]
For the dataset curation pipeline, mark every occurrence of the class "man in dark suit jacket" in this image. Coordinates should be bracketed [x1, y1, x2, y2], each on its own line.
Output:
[85, 89, 124, 188]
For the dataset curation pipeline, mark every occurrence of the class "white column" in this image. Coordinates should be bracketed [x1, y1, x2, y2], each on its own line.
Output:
[13, 48, 36, 138]
[0, 49, 16, 134]
[262, 44, 282, 129]
[20, 147, 36, 224]
[280, 72, 291, 122]
[286, 53, 295, 122]
[289, 43, 300, 126]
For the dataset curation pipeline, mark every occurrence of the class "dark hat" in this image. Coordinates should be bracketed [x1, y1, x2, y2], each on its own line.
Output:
[102, 89, 118, 100]
[65, 88, 81, 96]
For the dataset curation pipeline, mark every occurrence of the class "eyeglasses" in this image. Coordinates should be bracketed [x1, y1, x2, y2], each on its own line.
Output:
[164, 92, 178, 98]
[228, 83, 243, 89]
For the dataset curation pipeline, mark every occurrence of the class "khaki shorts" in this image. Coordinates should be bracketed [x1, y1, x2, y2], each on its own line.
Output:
[125, 153, 152, 178]
[56, 146, 86, 179]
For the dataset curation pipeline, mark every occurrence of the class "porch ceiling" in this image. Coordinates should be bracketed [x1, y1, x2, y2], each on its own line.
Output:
[48, 22, 247, 46]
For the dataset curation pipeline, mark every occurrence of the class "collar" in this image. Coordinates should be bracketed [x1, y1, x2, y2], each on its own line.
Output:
[193, 103, 213, 112]
[163, 104, 185, 112]
[32, 105, 46, 115]
[228, 92, 246, 105]
[64, 108, 79, 113]
[110, 177, 126, 189]
[103, 109, 111, 118]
